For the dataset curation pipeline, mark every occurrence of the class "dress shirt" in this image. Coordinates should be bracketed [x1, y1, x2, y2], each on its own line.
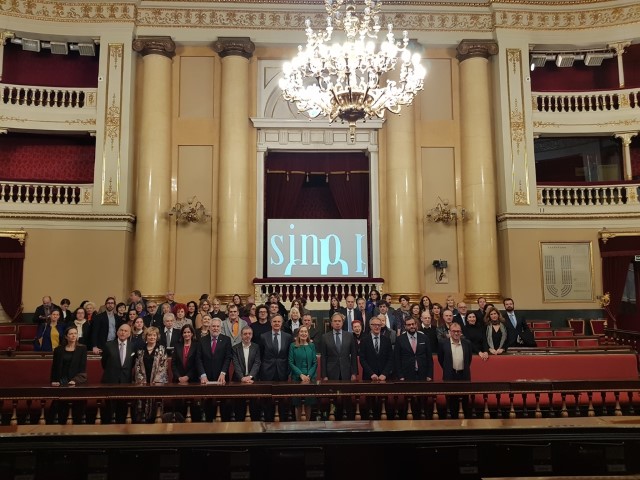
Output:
[118, 341, 126, 366]
[346, 309, 354, 332]
[372, 334, 379, 353]
[334, 330, 342, 350]
[242, 343, 251, 376]
[508, 312, 517, 327]
[165, 328, 172, 346]
[450, 339, 464, 371]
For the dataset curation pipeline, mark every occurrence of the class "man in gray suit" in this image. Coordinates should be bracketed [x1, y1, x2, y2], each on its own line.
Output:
[321, 312, 358, 381]
[232, 326, 262, 421]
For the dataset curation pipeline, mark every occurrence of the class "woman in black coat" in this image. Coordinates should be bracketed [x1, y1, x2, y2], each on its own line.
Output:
[50, 325, 88, 386]
[461, 312, 489, 361]
[172, 324, 200, 383]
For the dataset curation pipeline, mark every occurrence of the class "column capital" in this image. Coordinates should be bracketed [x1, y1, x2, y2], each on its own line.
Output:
[0, 31, 14, 45]
[213, 37, 255, 59]
[132, 36, 176, 58]
[608, 41, 631, 57]
[456, 40, 498, 62]
[614, 131, 638, 146]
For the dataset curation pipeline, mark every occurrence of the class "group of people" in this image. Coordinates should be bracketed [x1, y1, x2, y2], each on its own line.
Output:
[35, 289, 531, 421]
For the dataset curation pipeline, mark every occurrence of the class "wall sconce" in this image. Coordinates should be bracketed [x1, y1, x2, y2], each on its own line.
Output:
[169, 196, 210, 224]
[432, 259, 448, 284]
[426, 197, 466, 224]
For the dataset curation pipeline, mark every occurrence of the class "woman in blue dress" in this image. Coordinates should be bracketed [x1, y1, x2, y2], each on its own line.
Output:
[288, 326, 317, 421]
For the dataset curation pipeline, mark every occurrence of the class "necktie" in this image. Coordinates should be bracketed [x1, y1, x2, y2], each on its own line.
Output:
[410, 336, 418, 370]
[211, 336, 218, 354]
[274, 333, 279, 353]
[119, 342, 125, 366]
[374, 336, 379, 353]
[347, 310, 353, 332]
[183, 345, 190, 369]
[335, 332, 342, 351]
[233, 321, 238, 336]
[166, 329, 171, 346]
[510, 313, 517, 327]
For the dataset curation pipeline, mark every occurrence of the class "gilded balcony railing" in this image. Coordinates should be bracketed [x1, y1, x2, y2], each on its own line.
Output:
[0, 181, 93, 206]
[537, 183, 640, 207]
[1, 83, 97, 109]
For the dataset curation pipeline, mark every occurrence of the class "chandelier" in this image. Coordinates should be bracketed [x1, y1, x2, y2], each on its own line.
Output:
[279, 0, 426, 140]
[426, 197, 466, 224]
[169, 197, 211, 224]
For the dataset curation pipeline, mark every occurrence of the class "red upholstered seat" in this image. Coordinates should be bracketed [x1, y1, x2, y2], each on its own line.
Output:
[553, 329, 574, 337]
[17, 324, 38, 341]
[590, 318, 607, 336]
[568, 318, 585, 336]
[0, 333, 18, 352]
[577, 338, 600, 347]
[534, 330, 554, 339]
[530, 321, 552, 329]
[0, 325, 17, 334]
[535, 339, 549, 348]
[549, 338, 576, 348]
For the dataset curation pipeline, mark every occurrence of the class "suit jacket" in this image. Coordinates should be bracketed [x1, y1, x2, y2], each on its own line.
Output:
[504, 311, 530, 348]
[453, 313, 467, 328]
[394, 331, 433, 381]
[342, 308, 361, 332]
[50, 345, 88, 384]
[91, 311, 124, 351]
[419, 325, 439, 353]
[259, 330, 293, 381]
[160, 327, 181, 349]
[437, 337, 473, 381]
[134, 345, 169, 385]
[101, 338, 135, 384]
[288, 343, 317, 381]
[358, 333, 393, 379]
[232, 342, 262, 381]
[196, 334, 232, 381]
[33, 303, 60, 324]
[172, 341, 200, 383]
[320, 330, 358, 380]
[221, 318, 249, 346]
[144, 311, 164, 329]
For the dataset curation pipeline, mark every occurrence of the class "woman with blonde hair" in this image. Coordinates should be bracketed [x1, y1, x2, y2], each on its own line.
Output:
[485, 306, 507, 355]
[194, 299, 212, 330]
[134, 326, 168, 422]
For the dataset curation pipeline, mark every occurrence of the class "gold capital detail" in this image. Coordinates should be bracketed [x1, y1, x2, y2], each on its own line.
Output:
[456, 40, 498, 62]
[213, 37, 255, 59]
[105, 94, 121, 150]
[132, 36, 176, 58]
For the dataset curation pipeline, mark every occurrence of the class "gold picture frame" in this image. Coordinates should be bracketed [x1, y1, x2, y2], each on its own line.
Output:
[540, 241, 594, 303]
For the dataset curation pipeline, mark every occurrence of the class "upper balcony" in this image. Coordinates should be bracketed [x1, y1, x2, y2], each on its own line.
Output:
[0, 83, 97, 132]
[531, 87, 640, 134]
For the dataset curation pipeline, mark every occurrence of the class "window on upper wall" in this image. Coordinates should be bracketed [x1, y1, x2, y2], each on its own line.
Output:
[534, 136, 623, 183]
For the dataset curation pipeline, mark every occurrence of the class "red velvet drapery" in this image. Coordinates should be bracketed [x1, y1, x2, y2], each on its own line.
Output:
[265, 151, 369, 219]
[599, 236, 640, 330]
[0, 237, 25, 322]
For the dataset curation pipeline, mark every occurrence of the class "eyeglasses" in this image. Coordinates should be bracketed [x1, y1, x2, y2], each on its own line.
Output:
[370, 323, 383, 327]
[450, 330, 462, 334]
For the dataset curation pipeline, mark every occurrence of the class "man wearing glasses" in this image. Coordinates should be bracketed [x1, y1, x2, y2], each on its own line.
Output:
[144, 301, 163, 329]
[358, 316, 393, 382]
[438, 322, 473, 418]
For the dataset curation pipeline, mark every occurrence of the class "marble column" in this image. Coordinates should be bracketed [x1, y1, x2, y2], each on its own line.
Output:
[132, 37, 175, 302]
[213, 37, 255, 301]
[615, 132, 638, 181]
[385, 103, 421, 300]
[457, 40, 501, 304]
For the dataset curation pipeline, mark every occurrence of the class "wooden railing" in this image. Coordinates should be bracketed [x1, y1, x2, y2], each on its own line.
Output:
[607, 328, 640, 354]
[537, 183, 640, 207]
[0, 181, 93, 206]
[1, 83, 97, 110]
[1, 380, 638, 425]
[532, 87, 640, 113]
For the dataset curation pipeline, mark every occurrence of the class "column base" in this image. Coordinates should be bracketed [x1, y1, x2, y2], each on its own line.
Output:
[463, 292, 503, 305]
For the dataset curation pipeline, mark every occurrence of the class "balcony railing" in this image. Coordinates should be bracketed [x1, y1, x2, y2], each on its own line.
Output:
[0, 181, 93, 206]
[532, 87, 640, 114]
[1, 83, 97, 110]
[537, 183, 640, 207]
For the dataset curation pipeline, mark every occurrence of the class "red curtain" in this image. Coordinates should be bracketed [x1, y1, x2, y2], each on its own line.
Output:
[0, 237, 25, 322]
[265, 151, 369, 219]
[599, 237, 640, 329]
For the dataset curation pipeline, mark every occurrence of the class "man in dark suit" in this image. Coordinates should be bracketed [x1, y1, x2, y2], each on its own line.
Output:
[197, 318, 232, 384]
[232, 326, 262, 420]
[33, 296, 59, 325]
[260, 315, 292, 421]
[321, 313, 358, 381]
[394, 317, 433, 381]
[438, 322, 473, 418]
[419, 310, 439, 353]
[302, 313, 323, 350]
[159, 313, 180, 351]
[359, 316, 393, 381]
[453, 302, 469, 327]
[91, 297, 123, 354]
[100, 323, 135, 422]
[503, 297, 533, 348]
[475, 297, 487, 323]
[259, 315, 292, 382]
